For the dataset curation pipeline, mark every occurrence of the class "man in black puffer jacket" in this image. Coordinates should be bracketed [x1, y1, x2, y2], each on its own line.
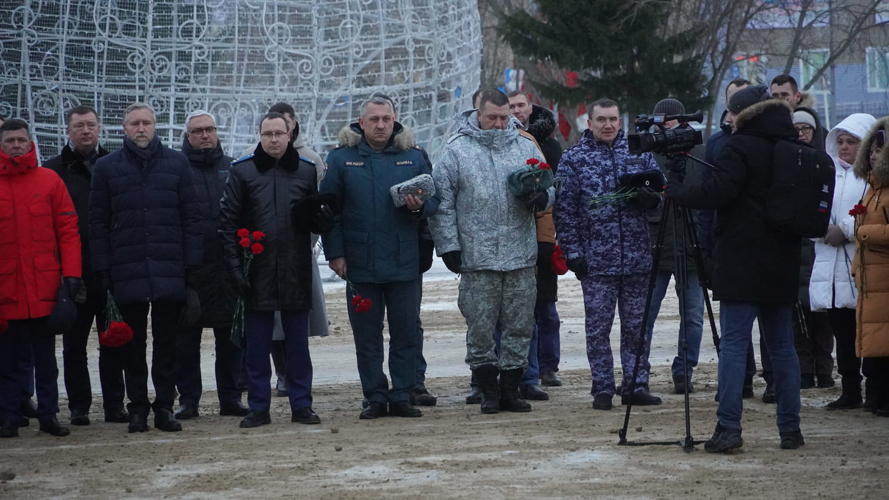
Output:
[173, 111, 248, 421]
[218, 112, 333, 429]
[45, 105, 128, 427]
[666, 86, 804, 453]
[90, 103, 203, 434]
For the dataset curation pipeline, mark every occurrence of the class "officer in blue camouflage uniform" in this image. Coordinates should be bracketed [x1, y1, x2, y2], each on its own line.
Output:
[430, 89, 552, 415]
[553, 98, 663, 411]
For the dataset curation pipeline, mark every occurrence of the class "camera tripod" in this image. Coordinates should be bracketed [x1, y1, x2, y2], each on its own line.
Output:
[617, 153, 721, 453]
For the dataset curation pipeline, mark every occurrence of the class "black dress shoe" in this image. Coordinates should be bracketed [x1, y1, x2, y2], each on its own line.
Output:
[240, 410, 271, 428]
[105, 406, 130, 423]
[540, 371, 562, 387]
[39, 417, 71, 437]
[153, 409, 182, 432]
[520, 384, 549, 401]
[621, 388, 662, 406]
[20, 398, 37, 418]
[128, 414, 148, 433]
[219, 401, 250, 417]
[291, 406, 321, 424]
[411, 387, 438, 407]
[359, 402, 387, 420]
[465, 386, 482, 405]
[175, 403, 200, 420]
[70, 409, 90, 426]
[388, 401, 422, 418]
[761, 384, 776, 404]
[0, 422, 19, 438]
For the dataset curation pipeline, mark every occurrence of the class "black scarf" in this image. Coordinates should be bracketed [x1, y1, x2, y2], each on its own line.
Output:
[123, 134, 161, 167]
[181, 137, 223, 170]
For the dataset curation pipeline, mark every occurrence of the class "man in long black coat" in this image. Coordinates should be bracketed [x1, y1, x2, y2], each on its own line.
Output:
[218, 112, 333, 428]
[45, 105, 127, 426]
[666, 86, 804, 452]
[90, 103, 203, 434]
[173, 111, 248, 420]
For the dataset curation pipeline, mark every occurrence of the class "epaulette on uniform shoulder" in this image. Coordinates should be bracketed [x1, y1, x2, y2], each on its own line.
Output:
[299, 156, 316, 165]
[232, 154, 254, 164]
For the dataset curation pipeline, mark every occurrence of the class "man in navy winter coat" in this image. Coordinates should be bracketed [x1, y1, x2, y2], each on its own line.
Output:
[173, 111, 248, 421]
[90, 103, 203, 434]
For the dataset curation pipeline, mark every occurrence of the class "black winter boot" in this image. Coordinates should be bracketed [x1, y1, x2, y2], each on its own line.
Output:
[499, 368, 531, 413]
[39, 417, 71, 437]
[465, 386, 482, 405]
[827, 378, 862, 410]
[473, 365, 501, 414]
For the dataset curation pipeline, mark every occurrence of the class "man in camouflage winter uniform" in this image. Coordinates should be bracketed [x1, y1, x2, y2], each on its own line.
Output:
[430, 89, 552, 414]
[553, 98, 663, 411]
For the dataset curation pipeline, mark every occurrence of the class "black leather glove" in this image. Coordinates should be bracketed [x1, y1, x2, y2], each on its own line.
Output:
[185, 266, 201, 290]
[94, 271, 112, 296]
[233, 270, 251, 296]
[633, 187, 661, 210]
[419, 239, 435, 274]
[566, 258, 588, 280]
[64, 277, 87, 305]
[526, 191, 549, 212]
[441, 251, 462, 274]
[311, 205, 335, 234]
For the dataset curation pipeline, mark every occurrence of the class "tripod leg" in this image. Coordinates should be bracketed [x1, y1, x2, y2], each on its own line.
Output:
[672, 205, 695, 450]
[682, 208, 720, 353]
[619, 197, 672, 445]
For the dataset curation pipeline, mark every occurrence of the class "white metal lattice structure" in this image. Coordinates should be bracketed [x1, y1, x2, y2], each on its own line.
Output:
[0, 0, 482, 161]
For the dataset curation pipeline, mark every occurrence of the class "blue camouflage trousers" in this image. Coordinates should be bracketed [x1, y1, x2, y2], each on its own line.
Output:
[459, 267, 536, 371]
[581, 273, 651, 397]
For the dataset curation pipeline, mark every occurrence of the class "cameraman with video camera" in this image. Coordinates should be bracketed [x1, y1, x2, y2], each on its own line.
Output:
[665, 85, 804, 452]
[642, 98, 707, 396]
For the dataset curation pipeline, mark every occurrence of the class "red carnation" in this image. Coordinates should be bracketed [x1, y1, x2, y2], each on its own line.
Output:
[0, 318, 8, 335]
[237, 228, 250, 238]
[539, 162, 551, 170]
[252, 231, 266, 242]
[850, 204, 867, 216]
[239, 238, 251, 248]
[251, 243, 264, 255]
[351, 294, 362, 307]
[355, 298, 372, 313]
[99, 321, 134, 348]
[526, 158, 540, 166]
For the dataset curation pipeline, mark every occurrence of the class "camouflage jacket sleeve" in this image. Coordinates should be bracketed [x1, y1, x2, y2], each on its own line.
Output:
[429, 145, 460, 255]
[553, 148, 582, 260]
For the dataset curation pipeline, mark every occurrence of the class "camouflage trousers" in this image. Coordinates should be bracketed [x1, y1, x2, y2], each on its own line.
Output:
[581, 273, 651, 397]
[459, 268, 536, 371]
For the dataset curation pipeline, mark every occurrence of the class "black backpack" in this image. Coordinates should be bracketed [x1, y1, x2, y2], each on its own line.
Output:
[763, 139, 836, 237]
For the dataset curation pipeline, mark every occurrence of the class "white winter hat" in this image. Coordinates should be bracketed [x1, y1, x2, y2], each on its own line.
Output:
[792, 110, 816, 129]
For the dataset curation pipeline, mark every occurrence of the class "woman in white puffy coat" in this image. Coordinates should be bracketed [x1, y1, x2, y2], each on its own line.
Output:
[810, 113, 876, 409]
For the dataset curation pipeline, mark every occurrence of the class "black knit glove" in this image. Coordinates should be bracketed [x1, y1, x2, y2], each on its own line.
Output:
[633, 187, 661, 210]
[566, 258, 588, 280]
[441, 251, 462, 274]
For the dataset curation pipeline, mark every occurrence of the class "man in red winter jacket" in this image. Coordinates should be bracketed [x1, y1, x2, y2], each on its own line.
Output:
[0, 119, 85, 439]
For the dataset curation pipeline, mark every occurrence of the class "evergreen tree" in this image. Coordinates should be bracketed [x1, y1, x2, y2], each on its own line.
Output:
[500, 0, 711, 119]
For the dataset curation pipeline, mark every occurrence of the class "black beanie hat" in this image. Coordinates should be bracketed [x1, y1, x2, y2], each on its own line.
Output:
[653, 98, 685, 116]
[728, 84, 771, 115]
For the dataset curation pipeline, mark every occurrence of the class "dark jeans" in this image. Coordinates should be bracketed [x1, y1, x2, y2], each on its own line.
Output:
[718, 302, 800, 432]
[176, 326, 244, 407]
[118, 302, 182, 417]
[536, 301, 561, 374]
[245, 310, 312, 411]
[348, 280, 419, 404]
[827, 308, 862, 394]
[793, 306, 834, 376]
[0, 318, 59, 423]
[63, 299, 127, 413]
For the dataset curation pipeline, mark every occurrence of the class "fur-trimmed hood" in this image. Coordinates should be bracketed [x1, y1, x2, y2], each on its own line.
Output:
[854, 116, 889, 186]
[527, 105, 557, 143]
[336, 122, 416, 151]
[798, 91, 817, 109]
[826, 113, 876, 166]
[734, 98, 796, 139]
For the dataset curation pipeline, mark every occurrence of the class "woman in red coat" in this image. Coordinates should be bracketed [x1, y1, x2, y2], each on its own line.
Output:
[0, 119, 83, 438]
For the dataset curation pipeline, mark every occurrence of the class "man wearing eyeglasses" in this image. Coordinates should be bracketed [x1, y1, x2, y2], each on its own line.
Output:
[45, 105, 128, 427]
[172, 111, 249, 421]
[219, 112, 333, 428]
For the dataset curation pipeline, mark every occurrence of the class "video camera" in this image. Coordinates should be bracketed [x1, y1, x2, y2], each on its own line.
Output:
[628, 110, 704, 156]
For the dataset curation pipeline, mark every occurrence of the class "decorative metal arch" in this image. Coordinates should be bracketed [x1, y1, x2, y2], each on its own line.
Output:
[0, 0, 481, 161]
